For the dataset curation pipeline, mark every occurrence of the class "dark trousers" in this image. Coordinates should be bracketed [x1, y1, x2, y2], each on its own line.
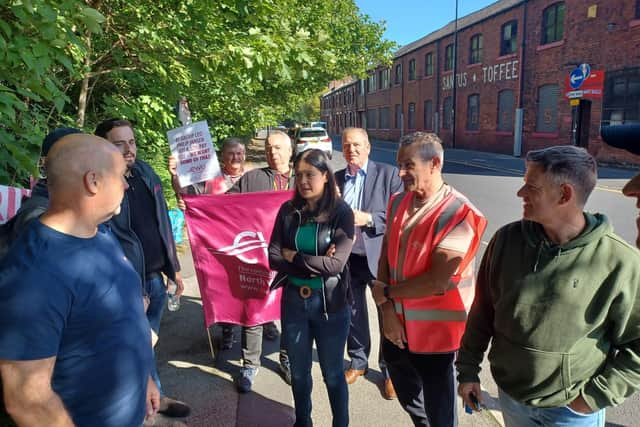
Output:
[346, 254, 388, 377]
[382, 339, 457, 427]
[241, 324, 288, 368]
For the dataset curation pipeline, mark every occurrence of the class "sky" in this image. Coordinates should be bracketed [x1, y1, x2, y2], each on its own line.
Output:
[355, 0, 499, 47]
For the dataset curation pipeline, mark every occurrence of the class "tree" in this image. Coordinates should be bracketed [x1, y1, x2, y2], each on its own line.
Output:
[0, 0, 395, 192]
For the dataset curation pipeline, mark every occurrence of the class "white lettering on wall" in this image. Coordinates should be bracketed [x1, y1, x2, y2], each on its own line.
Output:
[442, 59, 519, 91]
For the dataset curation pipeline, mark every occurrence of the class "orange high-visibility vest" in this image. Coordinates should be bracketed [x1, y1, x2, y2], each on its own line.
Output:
[386, 189, 487, 353]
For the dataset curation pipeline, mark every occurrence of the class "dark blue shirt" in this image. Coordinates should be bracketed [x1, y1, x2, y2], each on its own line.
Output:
[0, 221, 152, 427]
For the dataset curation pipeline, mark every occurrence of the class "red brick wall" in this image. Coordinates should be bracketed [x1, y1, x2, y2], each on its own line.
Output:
[322, 0, 640, 163]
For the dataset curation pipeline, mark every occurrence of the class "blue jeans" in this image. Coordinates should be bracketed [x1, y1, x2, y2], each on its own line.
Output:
[498, 389, 605, 427]
[282, 285, 350, 427]
[145, 274, 167, 396]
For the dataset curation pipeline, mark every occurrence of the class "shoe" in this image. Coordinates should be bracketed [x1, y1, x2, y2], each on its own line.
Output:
[236, 366, 258, 393]
[383, 378, 397, 400]
[263, 322, 279, 341]
[158, 396, 191, 418]
[143, 413, 188, 426]
[344, 367, 367, 385]
[221, 326, 234, 350]
[278, 359, 292, 385]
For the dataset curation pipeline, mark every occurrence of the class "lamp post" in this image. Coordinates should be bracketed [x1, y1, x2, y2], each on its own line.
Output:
[451, 0, 459, 148]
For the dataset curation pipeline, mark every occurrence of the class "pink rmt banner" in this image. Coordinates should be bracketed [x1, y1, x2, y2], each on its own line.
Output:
[183, 191, 292, 328]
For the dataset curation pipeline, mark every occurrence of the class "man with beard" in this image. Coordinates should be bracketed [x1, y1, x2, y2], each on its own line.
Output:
[95, 118, 190, 423]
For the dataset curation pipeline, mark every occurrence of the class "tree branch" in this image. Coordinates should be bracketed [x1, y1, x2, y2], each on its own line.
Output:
[87, 66, 139, 78]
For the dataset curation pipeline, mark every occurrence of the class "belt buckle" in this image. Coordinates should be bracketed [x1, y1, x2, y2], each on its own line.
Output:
[299, 285, 312, 299]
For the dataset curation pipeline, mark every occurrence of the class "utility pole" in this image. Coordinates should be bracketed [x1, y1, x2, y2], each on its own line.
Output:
[451, 0, 459, 148]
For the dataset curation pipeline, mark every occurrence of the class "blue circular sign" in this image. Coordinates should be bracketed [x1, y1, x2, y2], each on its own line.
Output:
[570, 68, 585, 89]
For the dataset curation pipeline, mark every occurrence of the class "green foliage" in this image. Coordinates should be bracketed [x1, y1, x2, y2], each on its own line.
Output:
[0, 0, 395, 200]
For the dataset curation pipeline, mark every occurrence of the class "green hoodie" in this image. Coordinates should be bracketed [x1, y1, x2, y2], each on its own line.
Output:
[456, 213, 640, 411]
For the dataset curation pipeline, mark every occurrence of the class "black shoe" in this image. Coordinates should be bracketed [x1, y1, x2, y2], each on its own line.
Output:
[235, 366, 258, 393]
[263, 322, 279, 341]
[278, 360, 292, 385]
[158, 396, 191, 418]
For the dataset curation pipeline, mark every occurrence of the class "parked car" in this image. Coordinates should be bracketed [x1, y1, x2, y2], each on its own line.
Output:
[294, 127, 332, 159]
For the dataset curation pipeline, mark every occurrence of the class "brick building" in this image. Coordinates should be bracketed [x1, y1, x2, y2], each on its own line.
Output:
[320, 0, 640, 162]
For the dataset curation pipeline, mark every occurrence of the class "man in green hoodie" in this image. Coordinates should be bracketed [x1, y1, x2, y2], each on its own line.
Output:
[456, 145, 640, 427]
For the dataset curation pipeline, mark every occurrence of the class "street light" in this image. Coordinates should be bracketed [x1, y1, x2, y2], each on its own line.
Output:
[451, 0, 459, 149]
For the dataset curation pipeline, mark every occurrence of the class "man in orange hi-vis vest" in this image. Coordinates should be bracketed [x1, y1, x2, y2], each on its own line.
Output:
[371, 132, 487, 427]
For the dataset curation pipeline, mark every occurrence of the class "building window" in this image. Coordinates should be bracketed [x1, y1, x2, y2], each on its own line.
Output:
[443, 96, 453, 129]
[542, 2, 565, 45]
[359, 79, 366, 95]
[424, 52, 434, 76]
[379, 68, 390, 89]
[444, 44, 454, 71]
[381, 107, 391, 128]
[536, 84, 560, 133]
[501, 21, 518, 55]
[469, 34, 483, 64]
[395, 64, 403, 84]
[466, 94, 480, 130]
[602, 68, 640, 125]
[409, 59, 416, 80]
[424, 100, 433, 130]
[368, 74, 377, 93]
[367, 108, 378, 129]
[497, 90, 515, 131]
[408, 103, 416, 129]
[395, 104, 402, 129]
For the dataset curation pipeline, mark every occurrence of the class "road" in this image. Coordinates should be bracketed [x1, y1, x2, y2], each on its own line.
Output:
[155, 138, 638, 427]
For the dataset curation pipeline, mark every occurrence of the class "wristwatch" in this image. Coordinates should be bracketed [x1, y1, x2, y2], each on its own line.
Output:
[366, 214, 374, 228]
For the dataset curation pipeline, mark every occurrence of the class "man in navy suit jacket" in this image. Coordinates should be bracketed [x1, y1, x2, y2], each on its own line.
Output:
[336, 127, 402, 399]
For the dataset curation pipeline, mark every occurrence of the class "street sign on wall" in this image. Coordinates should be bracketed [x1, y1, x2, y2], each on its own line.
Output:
[565, 64, 604, 99]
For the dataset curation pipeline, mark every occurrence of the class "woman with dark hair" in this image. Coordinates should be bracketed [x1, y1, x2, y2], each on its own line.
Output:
[269, 149, 354, 427]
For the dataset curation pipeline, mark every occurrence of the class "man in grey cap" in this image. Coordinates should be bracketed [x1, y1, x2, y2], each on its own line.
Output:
[2, 127, 81, 251]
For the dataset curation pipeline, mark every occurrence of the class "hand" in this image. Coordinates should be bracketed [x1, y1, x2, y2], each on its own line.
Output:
[568, 395, 593, 414]
[370, 279, 388, 305]
[325, 243, 336, 257]
[168, 155, 178, 176]
[353, 209, 371, 227]
[143, 295, 150, 313]
[458, 382, 483, 412]
[174, 271, 185, 298]
[177, 197, 186, 211]
[146, 376, 160, 420]
[282, 248, 297, 263]
[381, 305, 407, 349]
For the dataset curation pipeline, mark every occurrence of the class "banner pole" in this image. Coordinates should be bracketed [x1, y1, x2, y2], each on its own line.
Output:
[206, 326, 216, 362]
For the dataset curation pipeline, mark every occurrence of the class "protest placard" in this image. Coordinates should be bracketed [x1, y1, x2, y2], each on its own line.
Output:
[167, 120, 220, 188]
[0, 185, 31, 224]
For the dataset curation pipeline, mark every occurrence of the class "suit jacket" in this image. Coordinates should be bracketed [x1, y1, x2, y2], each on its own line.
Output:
[336, 160, 402, 276]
